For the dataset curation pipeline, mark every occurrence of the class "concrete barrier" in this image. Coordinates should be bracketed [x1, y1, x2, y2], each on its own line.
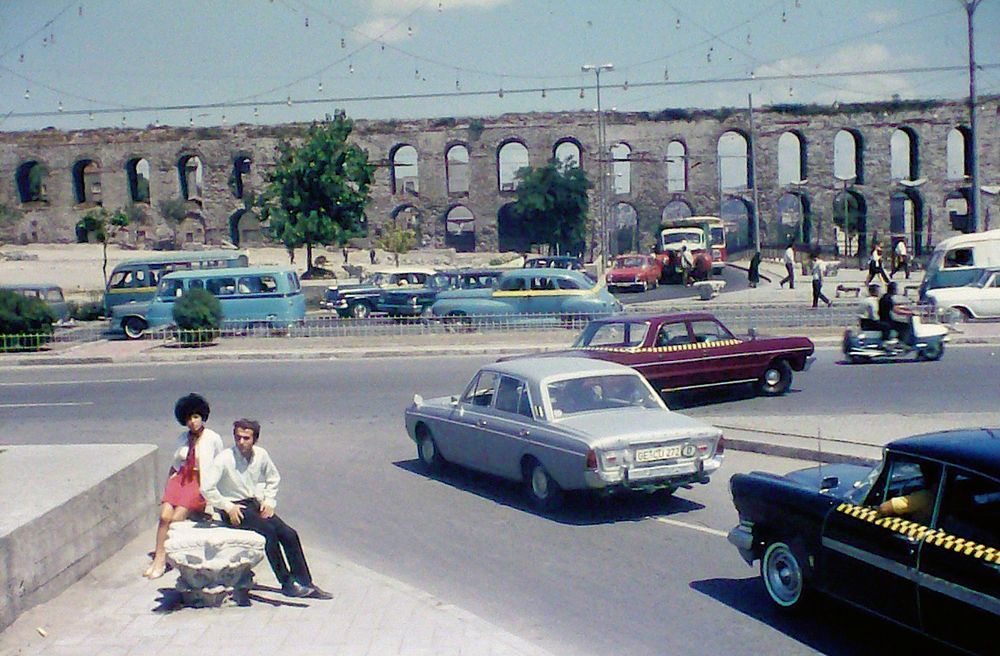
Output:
[0, 444, 157, 631]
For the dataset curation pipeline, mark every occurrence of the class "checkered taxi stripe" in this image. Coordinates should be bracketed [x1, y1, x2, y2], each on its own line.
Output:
[836, 503, 1000, 562]
[575, 338, 742, 354]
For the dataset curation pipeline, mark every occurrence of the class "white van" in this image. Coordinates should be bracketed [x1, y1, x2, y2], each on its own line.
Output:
[919, 229, 1000, 300]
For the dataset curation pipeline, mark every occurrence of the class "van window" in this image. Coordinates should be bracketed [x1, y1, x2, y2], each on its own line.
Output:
[109, 270, 135, 289]
[238, 276, 262, 294]
[158, 279, 184, 299]
[944, 248, 974, 268]
[189, 279, 204, 290]
[44, 288, 64, 302]
[286, 272, 300, 292]
[500, 277, 527, 292]
[556, 278, 581, 290]
[207, 277, 238, 296]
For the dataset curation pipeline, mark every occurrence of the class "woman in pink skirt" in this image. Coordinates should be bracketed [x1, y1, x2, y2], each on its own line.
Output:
[144, 393, 225, 579]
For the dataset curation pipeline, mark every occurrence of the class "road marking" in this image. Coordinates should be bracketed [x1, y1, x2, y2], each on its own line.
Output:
[0, 401, 94, 408]
[654, 516, 728, 538]
[0, 377, 155, 387]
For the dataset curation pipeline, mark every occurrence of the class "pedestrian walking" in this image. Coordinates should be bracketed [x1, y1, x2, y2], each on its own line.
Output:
[680, 243, 695, 286]
[779, 242, 795, 289]
[748, 250, 761, 288]
[342, 246, 349, 265]
[810, 252, 833, 308]
[369, 247, 376, 265]
[866, 243, 889, 284]
[891, 238, 910, 279]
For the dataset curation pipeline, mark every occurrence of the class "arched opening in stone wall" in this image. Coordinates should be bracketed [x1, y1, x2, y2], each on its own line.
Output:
[718, 131, 751, 190]
[776, 192, 811, 246]
[72, 159, 102, 205]
[497, 202, 530, 253]
[178, 155, 203, 201]
[127, 158, 151, 204]
[391, 204, 426, 247]
[834, 129, 864, 183]
[497, 140, 529, 192]
[890, 127, 919, 182]
[232, 155, 252, 200]
[228, 209, 263, 247]
[721, 196, 754, 253]
[945, 188, 971, 235]
[666, 140, 687, 192]
[611, 202, 638, 255]
[553, 138, 582, 169]
[445, 144, 469, 195]
[176, 215, 205, 245]
[947, 126, 972, 181]
[16, 161, 47, 203]
[890, 189, 924, 255]
[444, 204, 475, 253]
[833, 190, 867, 259]
[777, 131, 807, 185]
[662, 199, 693, 223]
[611, 142, 631, 194]
[391, 144, 419, 196]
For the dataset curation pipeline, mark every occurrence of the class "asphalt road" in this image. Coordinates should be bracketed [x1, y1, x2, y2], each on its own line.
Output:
[2, 347, 994, 654]
[614, 263, 750, 304]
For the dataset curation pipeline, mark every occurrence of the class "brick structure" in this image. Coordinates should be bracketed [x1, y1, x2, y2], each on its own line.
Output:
[1, 97, 997, 259]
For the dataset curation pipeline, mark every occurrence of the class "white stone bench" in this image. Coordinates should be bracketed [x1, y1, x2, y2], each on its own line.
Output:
[823, 262, 840, 277]
[165, 520, 265, 607]
[694, 279, 726, 300]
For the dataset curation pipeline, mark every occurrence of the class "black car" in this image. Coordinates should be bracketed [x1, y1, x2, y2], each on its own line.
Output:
[321, 269, 436, 319]
[376, 269, 501, 317]
[728, 428, 1000, 654]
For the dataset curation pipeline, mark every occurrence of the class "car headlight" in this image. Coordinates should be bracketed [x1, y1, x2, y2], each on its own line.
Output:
[606, 274, 612, 282]
[712, 249, 722, 259]
[409, 296, 420, 305]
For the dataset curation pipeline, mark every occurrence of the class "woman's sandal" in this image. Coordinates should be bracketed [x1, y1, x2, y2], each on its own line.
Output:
[146, 564, 167, 580]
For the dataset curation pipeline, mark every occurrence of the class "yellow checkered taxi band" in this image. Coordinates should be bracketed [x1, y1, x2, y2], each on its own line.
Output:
[836, 503, 1000, 563]
[575, 338, 742, 354]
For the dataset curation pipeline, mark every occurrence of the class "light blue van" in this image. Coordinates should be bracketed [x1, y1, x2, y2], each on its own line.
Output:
[139, 266, 305, 337]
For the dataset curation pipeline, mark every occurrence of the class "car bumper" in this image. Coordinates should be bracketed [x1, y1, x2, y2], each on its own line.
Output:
[727, 522, 756, 565]
[803, 355, 816, 372]
[584, 456, 722, 491]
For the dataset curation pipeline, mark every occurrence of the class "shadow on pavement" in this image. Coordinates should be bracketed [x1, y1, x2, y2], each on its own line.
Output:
[690, 577, 962, 655]
[394, 459, 704, 525]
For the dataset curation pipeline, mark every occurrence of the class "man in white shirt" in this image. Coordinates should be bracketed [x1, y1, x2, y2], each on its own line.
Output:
[891, 238, 910, 279]
[201, 419, 331, 599]
[779, 242, 795, 289]
[858, 283, 881, 331]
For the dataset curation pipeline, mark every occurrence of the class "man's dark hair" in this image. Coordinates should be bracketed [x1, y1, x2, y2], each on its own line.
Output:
[233, 418, 261, 441]
[887, 281, 898, 295]
[174, 393, 210, 426]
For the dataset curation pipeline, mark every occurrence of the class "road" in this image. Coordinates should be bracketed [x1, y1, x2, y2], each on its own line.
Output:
[614, 263, 750, 304]
[2, 347, 995, 654]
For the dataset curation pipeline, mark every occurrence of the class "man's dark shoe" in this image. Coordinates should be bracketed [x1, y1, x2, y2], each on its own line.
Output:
[281, 580, 314, 598]
[306, 585, 333, 600]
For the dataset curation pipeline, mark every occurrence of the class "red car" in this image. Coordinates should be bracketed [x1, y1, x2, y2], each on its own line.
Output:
[538, 312, 815, 396]
[605, 254, 663, 293]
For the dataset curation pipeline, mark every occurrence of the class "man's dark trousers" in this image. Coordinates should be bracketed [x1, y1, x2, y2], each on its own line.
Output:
[226, 498, 312, 587]
[781, 262, 794, 289]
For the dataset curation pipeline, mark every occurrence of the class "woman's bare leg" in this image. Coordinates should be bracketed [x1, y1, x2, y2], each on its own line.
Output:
[145, 503, 191, 578]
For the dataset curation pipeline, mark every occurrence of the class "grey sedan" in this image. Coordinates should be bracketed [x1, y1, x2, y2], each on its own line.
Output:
[405, 357, 724, 510]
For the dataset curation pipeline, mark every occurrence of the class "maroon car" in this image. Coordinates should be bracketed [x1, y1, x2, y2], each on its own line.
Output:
[541, 312, 815, 396]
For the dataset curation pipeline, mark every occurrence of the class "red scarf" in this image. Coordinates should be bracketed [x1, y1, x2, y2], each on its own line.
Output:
[180, 433, 198, 482]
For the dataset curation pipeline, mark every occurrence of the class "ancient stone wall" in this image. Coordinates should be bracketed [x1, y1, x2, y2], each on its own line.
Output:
[1, 97, 997, 258]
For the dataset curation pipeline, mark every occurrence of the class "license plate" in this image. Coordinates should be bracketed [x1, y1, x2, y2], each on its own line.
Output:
[635, 445, 682, 463]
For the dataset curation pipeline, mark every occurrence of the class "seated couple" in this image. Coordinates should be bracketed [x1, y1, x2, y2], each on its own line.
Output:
[145, 394, 330, 600]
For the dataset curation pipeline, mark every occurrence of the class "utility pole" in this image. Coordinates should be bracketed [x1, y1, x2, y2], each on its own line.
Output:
[582, 63, 614, 271]
[966, 0, 982, 232]
[748, 93, 761, 252]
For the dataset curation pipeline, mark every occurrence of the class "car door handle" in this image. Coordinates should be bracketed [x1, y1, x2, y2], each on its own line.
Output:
[518, 429, 530, 437]
[477, 419, 488, 427]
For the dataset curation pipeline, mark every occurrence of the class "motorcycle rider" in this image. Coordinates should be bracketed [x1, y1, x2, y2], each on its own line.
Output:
[858, 283, 881, 331]
[878, 281, 912, 344]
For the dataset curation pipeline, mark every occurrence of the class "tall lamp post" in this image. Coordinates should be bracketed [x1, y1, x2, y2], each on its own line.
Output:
[582, 63, 613, 271]
[964, 0, 983, 232]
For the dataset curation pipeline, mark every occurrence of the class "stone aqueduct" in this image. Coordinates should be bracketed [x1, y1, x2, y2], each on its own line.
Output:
[1, 96, 997, 260]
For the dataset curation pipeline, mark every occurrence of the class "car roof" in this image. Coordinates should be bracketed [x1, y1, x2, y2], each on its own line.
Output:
[590, 311, 720, 325]
[161, 265, 293, 279]
[504, 268, 592, 282]
[114, 250, 246, 265]
[369, 266, 438, 275]
[486, 356, 636, 381]
[888, 428, 1000, 479]
[1, 283, 63, 290]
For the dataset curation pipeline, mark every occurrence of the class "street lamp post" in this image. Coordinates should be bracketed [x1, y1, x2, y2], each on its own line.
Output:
[965, 0, 983, 232]
[582, 63, 613, 272]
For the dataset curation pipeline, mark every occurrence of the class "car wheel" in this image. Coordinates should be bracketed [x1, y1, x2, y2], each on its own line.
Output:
[761, 541, 807, 609]
[350, 302, 370, 319]
[918, 341, 944, 361]
[416, 425, 445, 471]
[122, 317, 147, 340]
[756, 359, 793, 396]
[524, 459, 564, 511]
[944, 307, 971, 324]
[641, 280, 649, 293]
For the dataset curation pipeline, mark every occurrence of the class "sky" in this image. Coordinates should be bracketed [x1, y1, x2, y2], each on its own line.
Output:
[1, 0, 999, 133]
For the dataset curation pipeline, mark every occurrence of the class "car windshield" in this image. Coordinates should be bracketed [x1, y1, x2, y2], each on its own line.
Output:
[614, 257, 646, 268]
[573, 321, 649, 348]
[427, 274, 456, 291]
[662, 231, 701, 245]
[844, 465, 882, 504]
[547, 374, 664, 417]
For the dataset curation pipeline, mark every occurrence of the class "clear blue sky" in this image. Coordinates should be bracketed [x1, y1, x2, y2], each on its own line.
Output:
[1, 0, 998, 132]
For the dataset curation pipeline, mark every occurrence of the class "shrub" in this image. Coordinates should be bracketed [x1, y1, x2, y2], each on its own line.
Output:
[68, 299, 105, 321]
[172, 288, 222, 345]
[0, 289, 55, 351]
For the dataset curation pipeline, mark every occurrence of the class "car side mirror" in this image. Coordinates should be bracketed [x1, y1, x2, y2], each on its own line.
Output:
[820, 476, 839, 491]
[450, 396, 459, 406]
[747, 327, 758, 340]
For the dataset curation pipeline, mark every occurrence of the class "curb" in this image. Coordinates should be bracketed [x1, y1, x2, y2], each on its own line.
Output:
[723, 438, 878, 466]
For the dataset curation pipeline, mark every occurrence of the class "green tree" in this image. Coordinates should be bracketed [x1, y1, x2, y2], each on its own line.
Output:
[257, 112, 375, 274]
[172, 288, 222, 345]
[377, 223, 417, 267]
[0, 289, 54, 351]
[512, 159, 592, 255]
[76, 207, 130, 286]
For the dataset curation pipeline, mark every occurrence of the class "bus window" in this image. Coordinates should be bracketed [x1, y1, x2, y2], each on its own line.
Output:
[238, 276, 263, 294]
[207, 277, 238, 296]
[158, 279, 185, 299]
[109, 270, 133, 289]
[189, 279, 204, 290]
[260, 276, 278, 293]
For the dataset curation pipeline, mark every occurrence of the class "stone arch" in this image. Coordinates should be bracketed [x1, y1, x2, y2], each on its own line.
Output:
[611, 202, 638, 255]
[777, 131, 807, 185]
[610, 142, 631, 194]
[228, 209, 263, 247]
[497, 139, 529, 192]
[945, 188, 972, 234]
[666, 140, 687, 192]
[721, 196, 754, 253]
[834, 129, 865, 183]
[177, 154, 204, 201]
[718, 131, 751, 190]
[891, 189, 924, 255]
[232, 154, 252, 200]
[661, 199, 693, 222]
[776, 192, 811, 245]
[497, 202, 529, 253]
[947, 126, 972, 181]
[176, 214, 206, 245]
[16, 160, 48, 203]
[391, 203, 426, 246]
[444, 204, 475, 252]
[833, 190, 868, 258]
[390, 144, 419, 195]
[126, 157, 151, 203]
[890, 127, 919, 181]
[72, 158, 102, 205]
[553, 137, 583, 169]
[445, 143, 470, 195]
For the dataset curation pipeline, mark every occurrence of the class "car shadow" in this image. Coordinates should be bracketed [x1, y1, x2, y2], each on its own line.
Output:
[394, 459, 705, 525]
[690, 577, 963, 655]
[836, 357, 928, 366]
[666, 384, 805, 410]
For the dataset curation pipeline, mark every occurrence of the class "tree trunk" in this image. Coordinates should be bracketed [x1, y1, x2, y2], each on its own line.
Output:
[306, 243, 314, 273]
[102, 241, 109, 287]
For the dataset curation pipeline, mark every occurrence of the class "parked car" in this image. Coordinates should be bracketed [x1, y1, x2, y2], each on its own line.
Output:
[405, 357, 724, 510]
[727, 427, 1000, 655]
[606, 254, 662, 292]
[523, 255, 597, 282]
[925, 267, 1000, 322]
[515, 312, 814, 397]
[429, 268, 620, 326]
[919, 228, 1000, 300]
[377, 269, 502, 317]
[321, 267, 438, 319]
[1, 283, 71, 323]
